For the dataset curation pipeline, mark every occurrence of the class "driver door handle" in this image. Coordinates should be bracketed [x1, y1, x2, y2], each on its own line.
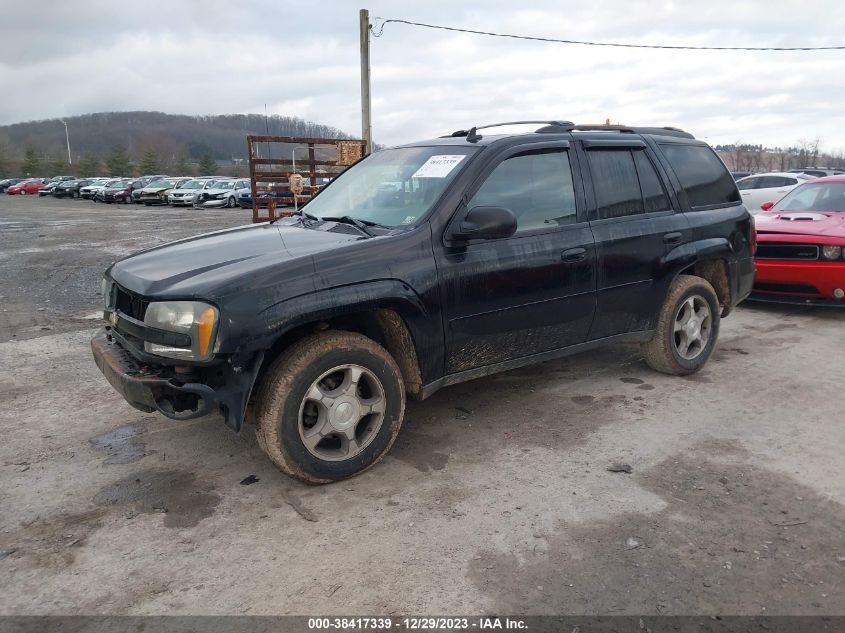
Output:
[561, 247, 587, 263]
[663, 232, 683, 245]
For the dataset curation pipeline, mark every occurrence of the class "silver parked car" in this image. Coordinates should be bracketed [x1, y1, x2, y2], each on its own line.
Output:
[194, 178, 250, 209]
[167, 177, 216, 206]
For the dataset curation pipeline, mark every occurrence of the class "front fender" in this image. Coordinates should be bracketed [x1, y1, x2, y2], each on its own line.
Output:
[216, 279, 443, 383]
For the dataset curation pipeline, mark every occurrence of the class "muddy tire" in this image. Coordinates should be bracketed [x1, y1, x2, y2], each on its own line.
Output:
[254, 331, 406, 484]
[642, 274, 720, 376]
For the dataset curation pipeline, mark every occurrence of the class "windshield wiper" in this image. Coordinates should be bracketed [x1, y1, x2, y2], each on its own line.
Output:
[320, 215, 375, 237]
[297, 209, 320, 223]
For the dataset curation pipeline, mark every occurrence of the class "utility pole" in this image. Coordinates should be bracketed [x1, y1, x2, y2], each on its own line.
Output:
[359, 9, 372, 154]
[60, 119, 72, 166]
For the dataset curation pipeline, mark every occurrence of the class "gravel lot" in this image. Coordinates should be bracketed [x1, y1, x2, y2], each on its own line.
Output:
[1, 195, 844, 616]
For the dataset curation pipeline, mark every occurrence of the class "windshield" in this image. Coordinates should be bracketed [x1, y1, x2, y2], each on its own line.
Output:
[303, 146, 478, 227]
[772, 182, 845, 213]
[181, 179, 206, 189]
[210, 180, 235, 190]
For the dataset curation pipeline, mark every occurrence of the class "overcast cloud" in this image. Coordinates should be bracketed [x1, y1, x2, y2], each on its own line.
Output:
[1, 0, 844, 150]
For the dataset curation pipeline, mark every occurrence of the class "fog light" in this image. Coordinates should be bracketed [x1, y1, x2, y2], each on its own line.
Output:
[834, 288, 845, 299]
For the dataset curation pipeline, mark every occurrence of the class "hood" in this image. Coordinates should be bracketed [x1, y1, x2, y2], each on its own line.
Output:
[142, 186, 171, 193]
[755, 211, 845, 238]
[108, 220, 365, 298]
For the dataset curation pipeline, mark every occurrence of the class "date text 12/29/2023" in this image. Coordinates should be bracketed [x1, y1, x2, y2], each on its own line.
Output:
[307, 617, 528, 630]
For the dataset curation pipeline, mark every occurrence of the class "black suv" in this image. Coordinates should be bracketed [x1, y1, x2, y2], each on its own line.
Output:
[92, 121, 755, 483]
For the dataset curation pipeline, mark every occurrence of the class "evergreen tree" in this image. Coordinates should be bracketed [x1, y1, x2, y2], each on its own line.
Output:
[106, 145, 132, 176]
[198, 153, 217, 175]
[138, 148, 160, 174]
[173, 152, 192, 176]
[21, 145, 40, 176]
[49, 157, 69, 176]
[0, 144, 10, 177]
[78, 152, 100, 177]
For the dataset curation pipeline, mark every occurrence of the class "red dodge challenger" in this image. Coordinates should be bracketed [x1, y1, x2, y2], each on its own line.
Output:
[752, 176, 845, 306]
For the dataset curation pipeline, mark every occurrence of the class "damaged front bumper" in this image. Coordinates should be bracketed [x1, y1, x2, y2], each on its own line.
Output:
[90, 328, 262, 431]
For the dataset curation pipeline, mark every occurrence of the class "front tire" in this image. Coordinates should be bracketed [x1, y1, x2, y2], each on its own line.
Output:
[254, 331, 406, 484]
[642, 274, 720, 376]
[227, 196, 236, 208]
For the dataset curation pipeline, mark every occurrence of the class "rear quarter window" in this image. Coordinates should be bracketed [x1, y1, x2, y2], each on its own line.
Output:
[660, 144, 740, 209]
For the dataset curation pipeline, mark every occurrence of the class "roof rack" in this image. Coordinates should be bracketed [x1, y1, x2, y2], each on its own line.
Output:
[447, 120, 575, 142]
[564, 124, 694, 139]
[446, 121, 694, 141]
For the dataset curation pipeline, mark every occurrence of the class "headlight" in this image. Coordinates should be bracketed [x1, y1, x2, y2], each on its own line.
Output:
[822, 245, 843, 260]
[143, 301, 219, 361]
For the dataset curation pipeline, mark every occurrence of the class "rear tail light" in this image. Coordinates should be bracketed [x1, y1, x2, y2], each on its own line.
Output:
[749, 215, 757, 256]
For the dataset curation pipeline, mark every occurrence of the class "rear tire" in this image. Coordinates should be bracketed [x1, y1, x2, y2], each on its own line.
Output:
[642, 274, 720, 376]
[254, 331, 406, 484]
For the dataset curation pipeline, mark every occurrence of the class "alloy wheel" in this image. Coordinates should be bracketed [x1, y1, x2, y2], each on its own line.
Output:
[673, 295, 712, 360]
[297, 364, 386, 462]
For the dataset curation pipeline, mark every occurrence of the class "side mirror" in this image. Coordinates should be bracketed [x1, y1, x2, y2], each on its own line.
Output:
[760, 201, 774, 211]
[452, 206, 517, 241]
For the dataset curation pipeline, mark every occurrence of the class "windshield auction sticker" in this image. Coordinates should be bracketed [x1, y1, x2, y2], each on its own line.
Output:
[412, 155, 466, 179]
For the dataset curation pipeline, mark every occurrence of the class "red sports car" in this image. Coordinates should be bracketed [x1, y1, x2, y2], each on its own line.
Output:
[752, 176, 845, 306]
[6, 179, 47, 195]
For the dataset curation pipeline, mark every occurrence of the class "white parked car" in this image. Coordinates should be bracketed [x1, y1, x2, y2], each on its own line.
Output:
[194, 178, 250, 209]
[80, 178, 114, 200]
[167, 177, 216, 206]
[736, 172, 814, 213]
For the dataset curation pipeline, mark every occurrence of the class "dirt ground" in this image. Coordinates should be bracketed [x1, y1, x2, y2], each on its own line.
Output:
[1, 195, 843, 616]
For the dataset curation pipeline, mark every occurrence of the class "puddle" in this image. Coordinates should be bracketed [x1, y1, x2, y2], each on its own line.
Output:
[93, 469, 221, 528]
[90, 423, 154, 465]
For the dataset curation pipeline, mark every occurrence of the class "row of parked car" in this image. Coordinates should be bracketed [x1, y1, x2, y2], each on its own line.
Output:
[0, 173, 336, 210]
[0, 175, 258, 209]
[730, 168, 845, 213]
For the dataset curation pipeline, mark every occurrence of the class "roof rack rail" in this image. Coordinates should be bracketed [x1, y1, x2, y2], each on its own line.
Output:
[445, 121, 694, 141]
[446, 120, 575, 142]
[563, 124, 694, 139]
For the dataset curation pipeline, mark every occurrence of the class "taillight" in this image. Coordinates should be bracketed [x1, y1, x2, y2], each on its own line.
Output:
[749, 215, 757, 255]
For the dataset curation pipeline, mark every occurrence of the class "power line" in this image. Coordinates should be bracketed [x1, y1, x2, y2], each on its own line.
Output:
[371, 18, 845, 51]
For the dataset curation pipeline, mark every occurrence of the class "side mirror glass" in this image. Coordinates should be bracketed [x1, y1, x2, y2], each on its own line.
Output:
[452, 206, 517, 241]
[760, 201, 774, 211]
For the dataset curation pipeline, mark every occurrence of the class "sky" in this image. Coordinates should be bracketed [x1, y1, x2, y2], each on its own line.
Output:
[1, 0, 844, 151]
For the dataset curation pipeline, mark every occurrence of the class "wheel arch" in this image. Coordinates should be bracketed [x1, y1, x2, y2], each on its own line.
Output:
[672, 238, 734, 317]
[253, 282, 429, 399]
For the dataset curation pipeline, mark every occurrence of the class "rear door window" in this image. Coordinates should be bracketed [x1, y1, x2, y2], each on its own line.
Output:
[587, 150, 643, 219]
[586, 149, 669, 219]
[633, 152, 670, 213]
[660, 144, 740, 209]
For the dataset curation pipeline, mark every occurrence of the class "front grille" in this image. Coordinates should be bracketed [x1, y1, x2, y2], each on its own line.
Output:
[114, 286, 149, 321]
[754, 282, 820, 295]
[756, 243, 819, 261]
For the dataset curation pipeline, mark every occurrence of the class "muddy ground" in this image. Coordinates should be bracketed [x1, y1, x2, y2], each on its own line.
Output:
[1, 195, 843, 615]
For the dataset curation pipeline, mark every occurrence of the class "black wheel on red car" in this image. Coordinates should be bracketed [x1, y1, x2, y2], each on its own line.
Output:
[642, 274, 720, 376]
[254, 331, 406, 484]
